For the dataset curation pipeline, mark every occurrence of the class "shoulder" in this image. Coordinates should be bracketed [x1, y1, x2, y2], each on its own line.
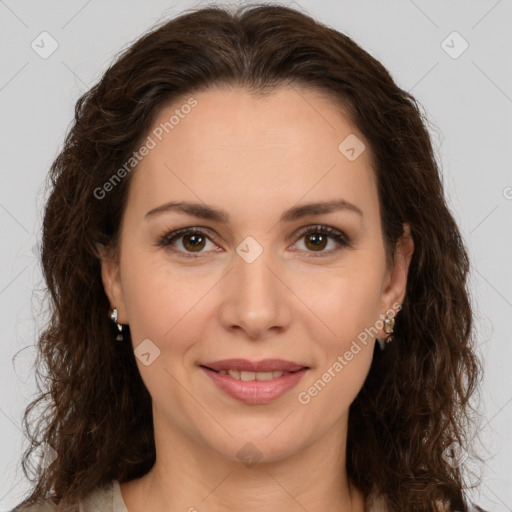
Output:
[365, 490, 488, 512]
[365, 490, 389, 512]
[11, 480, 118, 512]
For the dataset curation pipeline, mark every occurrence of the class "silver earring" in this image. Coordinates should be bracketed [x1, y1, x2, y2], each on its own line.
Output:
[110, 308, 124, 341]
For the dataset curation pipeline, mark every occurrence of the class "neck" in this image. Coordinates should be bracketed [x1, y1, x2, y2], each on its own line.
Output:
[121, 409, 365, 512]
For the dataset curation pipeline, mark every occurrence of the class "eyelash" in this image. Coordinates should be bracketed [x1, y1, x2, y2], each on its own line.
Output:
[158, 225, 352, 259]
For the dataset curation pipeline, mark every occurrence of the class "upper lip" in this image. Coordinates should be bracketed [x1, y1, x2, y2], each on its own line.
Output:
[200, 359, 309, 372]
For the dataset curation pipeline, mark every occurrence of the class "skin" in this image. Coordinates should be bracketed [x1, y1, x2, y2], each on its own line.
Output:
[100, 85, 414, 512]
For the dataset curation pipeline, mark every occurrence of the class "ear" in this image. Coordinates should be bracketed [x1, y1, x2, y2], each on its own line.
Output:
[378, 223, 414, 334]
[97, 243, 128, 324]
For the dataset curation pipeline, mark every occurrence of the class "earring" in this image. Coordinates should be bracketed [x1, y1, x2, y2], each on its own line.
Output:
[383, 313, 395, 344]
[110, 308, 124, 341]
[377, 310, 397, 350]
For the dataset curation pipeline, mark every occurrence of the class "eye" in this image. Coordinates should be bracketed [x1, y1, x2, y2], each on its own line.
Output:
[292, 225, 351, 257]
[159, 227, 220, 258]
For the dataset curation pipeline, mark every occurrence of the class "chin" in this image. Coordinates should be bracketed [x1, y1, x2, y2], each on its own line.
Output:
[205, 431, 306, 466]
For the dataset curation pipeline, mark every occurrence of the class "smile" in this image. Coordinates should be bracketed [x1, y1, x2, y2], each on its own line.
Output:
[200, 365, 309, 404]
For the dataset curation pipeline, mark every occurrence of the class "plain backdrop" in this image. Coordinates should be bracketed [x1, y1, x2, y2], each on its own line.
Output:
[1, 0, 511, 510]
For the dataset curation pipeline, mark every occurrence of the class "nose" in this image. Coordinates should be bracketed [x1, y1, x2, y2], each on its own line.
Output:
[217, 248, 292, 340]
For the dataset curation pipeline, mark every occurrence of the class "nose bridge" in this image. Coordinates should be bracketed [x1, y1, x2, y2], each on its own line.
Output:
[237, 246, 275, 295]
[219, 238, 290, 337]
[235, 240, 280, 306]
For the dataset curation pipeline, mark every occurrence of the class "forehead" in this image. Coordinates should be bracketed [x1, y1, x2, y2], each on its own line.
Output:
[126, 86, 378, 224]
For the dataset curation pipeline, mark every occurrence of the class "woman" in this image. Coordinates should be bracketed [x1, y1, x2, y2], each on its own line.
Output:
[12, 3, 486, 511]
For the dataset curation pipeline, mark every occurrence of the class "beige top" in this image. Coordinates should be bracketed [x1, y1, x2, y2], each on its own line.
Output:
[79, 479, 129, 512]
[15, 479, 390, 511]
[15, 479, 488, 511]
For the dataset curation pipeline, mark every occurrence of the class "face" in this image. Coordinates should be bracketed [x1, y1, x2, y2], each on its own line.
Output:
[101, 85, 413, 465]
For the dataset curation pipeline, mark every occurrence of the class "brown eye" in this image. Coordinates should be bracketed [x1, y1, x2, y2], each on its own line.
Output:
[160, 228, 218, 258]
[304, 232, 329, 251]
[294, 225, 351, 257]
[181, 233, 206, 252]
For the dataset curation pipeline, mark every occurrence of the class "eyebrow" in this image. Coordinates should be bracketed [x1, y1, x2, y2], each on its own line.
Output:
[145, 199, 363, 223]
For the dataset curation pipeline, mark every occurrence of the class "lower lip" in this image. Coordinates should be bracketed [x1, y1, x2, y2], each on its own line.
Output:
[200, 366, 308, 404]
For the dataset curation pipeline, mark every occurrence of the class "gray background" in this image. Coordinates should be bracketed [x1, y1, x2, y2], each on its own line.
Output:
[1, 0, 511, 510]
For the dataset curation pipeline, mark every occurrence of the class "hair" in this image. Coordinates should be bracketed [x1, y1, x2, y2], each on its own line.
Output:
[14, 3, 483, 511]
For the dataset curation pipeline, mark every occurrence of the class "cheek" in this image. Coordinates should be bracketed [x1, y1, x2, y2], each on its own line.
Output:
[295, 279, 378, 423]
[119, 252, 213, 404]
[293, 261, 385, 346]
[120, 243, 218, 343]
[296, 341, 374, 432]
[291, 257, 383, 412]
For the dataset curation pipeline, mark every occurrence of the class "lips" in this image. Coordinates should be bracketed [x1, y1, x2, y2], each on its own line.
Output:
[199, 358, 310, 404]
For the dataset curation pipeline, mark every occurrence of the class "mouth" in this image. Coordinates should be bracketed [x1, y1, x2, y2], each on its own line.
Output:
[199, 359, 310, 404]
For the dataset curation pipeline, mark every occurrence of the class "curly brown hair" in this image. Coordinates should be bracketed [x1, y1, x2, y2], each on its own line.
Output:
[14, 3, 483, 511]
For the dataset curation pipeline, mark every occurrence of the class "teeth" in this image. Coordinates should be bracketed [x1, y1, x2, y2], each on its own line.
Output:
[228, 369, 241, 379]
[240, 371, 255, 381]
[220, 370, 287, 380]
[254, 371, 274, 381]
